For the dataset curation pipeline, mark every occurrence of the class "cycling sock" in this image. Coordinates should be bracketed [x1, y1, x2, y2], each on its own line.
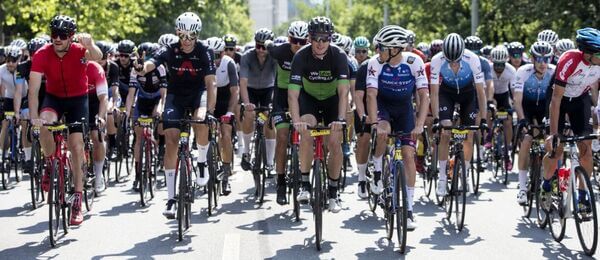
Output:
[519, 170, 528, 191]
[464, 161, 470, 177]
[301, 172, 310, 189]
[439, 160, 447, 181]
[165, 169, 176, 200]
[94, 161, 104, 179]
[328, 178, 338, 198]
[357, 163, 367, 181]
[243, 133, 252, 154]
[198, 144, 208, 164]
[24, 147, 31, 161]
[265, 139, 276, 166]
[373, 155, 382, 172]
[407, 186, 415, 211]
[277, 173, 286, 186]
[237, 131, 243, 148]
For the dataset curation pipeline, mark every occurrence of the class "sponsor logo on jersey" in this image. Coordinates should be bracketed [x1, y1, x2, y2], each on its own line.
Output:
[291, 75, 301, 81]
[416, 68, 424, 77]
[407, 56, 415, 64]
[368, 66, 376, 76]
[559, 58, 574, 80]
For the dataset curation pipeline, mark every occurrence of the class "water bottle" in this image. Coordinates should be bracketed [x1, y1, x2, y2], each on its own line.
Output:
[558, 168, 569, 192]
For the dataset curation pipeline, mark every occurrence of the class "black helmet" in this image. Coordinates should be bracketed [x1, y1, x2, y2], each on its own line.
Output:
[117, 40, 136, 55]
[308, 16, 334, 36]
[254, 28, 274, 43]
[28, 38, 47, 55]
[50, 15, 77, 34]
[465, 36, 483, 52]
[96, 41, 113, 60]
[506, 42, 525, 56]
[137, 42, 159, 57]
[223, 34, 238, 47]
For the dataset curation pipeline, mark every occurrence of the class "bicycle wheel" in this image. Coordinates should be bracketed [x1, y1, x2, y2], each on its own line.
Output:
[341, 154, 348, 192]
[11, 127, 21, 183]
[548, 181, 566, 242]
[2, 132, 11, 189]
[455, 153, 467, 231]
[395, 161, 408, 254]
[48, 159, 60, 247]
[210, 141, 219, 209]
[445, 158, 454, 220]
[524, 153, 540, 218]
[432, 141, 443, 205]
[184, 159, 192, 231]
[253, 137, 266, 204]
[471, 132, 481, 195]
[502, 130, 510, 185]
[207, 142, 217, 216]
[30, 139, 43, 209]
[139, 137, 150, 207]
[572, 166, 598, 256]
[312, 159, 323, 251]
[535, 156, 548, 229]
[177, 157, 187, 241]
[291, 144, 301, 222]
[83, 170, 95, 212]
[147, 140, 155, 200]
[124, 125, 133, 177]
[115, 126, 124, 183]
[383, 154, 394, 240]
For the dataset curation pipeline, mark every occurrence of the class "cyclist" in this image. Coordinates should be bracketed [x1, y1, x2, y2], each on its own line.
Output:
[486, 46, 516, 171]
[127, 42, 167, 192]
[137, 12, 216, 219]
[265, 21, 309, 204]
[158, 33, 179, 48]
[205, 37, 239, 196]
[0, 46, 29, 173]
[239, 28, 277, 174]
[29, 15, 103, 225]
[222, 34, 243, 154]
[541, 28, 600, 209]
[289, 16, 349, 213]
[353, 36, 371, 64]
[507, 42, 527, 69]
[481, 45, 493, 61]
[18, 38, 48, 173]
[95, 41, 120, 165]
[430, 33, 487, 196]
[109, 39, 136, 158]
[366, 25, 429, 229]
[513, 41, 555, 204]
[405, 30, 427, 62]
[416, 42, 430, 62]
[10, 38, 28, 61]
[86, 60, 109, 193]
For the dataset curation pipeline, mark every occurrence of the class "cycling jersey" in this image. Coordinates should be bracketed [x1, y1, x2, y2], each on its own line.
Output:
[429, 50, 484, 94]
[288, 45, 349, 101]
[347, 55, 359, 80]
[215, 55, 238, 88]
[104, 60, 119, 89]
[267, 42, 295, 89]
[492, 63, 516, 94]
[86, 61, 108, 96]
[239, 49, 276, 89]
[513, 63, 556, 104]
[118, 61, 134, 91]
[555, 50, 600, 98]
[150, 41, 216, 97]
[0, 64, 27, 99]
[480, 57, 493, 81]
[412, 49, 427, 63]
[129, 64, 167, 99]
[30, 43, 89, 98]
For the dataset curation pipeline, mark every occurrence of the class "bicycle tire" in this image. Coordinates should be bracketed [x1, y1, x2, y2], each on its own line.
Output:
[291, 144, 301, 222]
[114, 122, 124, 183]
[433, 141, 443, 206]
[147, 139, 155, 200]
[2, 129, 11, 189]
[548, 177, 566, 242]
[30, 139, 42, 209]
[185, 158, 192, 231]
[341, 155, 348, 192]
[207, 142, 217, 216]
[210, 140, 219, 208]
[572, 166, 598, 256]
[83, 170, 95, 212]
[11, 126, 21, 183]
[259, 138, 267, 204]
[313, 159, 323, 251]
[471, 132, 481, 195]
[139, 137, 150, 207]
[395, 161, 408, 254]
[383, 154, 394, 240]
[502, 130, 509, 185]
[48, 159, 60, 247]
[455, 153, 467, 231]
[524, 153, 540, 218]
[367, 165, 378, 212]
[445, 158, 454, 220]
[535, 155, 548, 229]
[177, 157, 187, 241]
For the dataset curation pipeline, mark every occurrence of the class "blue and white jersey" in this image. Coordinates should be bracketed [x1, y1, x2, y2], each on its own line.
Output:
[429, 49, 484, 93]
[366, 52, 428, 104]
[512, 63, 556, 103]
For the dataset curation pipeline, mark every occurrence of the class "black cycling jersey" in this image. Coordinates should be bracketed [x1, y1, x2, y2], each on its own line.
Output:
[118, 61, 134, 89]
[267, 42, 295, 89]
[354, 59, 368, 108]
[129, 65, 167, 99]
[288, 44, 349, 100]
[150, 41, 216, 96]
[104, 60, 119, 89]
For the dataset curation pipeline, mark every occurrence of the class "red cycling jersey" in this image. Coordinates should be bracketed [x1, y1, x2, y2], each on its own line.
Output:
[87, 61, 107, 95]
[554, 50, 600, 98]
[31, 43, 89, 98]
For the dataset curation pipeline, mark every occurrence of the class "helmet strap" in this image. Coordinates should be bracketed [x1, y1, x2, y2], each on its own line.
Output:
[386, 48, 401, 63]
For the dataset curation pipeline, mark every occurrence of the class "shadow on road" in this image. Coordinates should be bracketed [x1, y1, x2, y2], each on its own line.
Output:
[265, 236, 337, 259]
[419, 221, 483, 250]
[237, 212, 306, 235]
[91, 233, 195, 259]
[340, 210, 383, 234]
[97, 201, 150, 217]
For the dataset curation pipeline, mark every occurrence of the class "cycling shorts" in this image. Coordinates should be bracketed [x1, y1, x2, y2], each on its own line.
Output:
[214, 87, 231, 119]
[522, 99, 547, 125]
[134, 97, 160, 121]
[248, 87, 273, 108]
[299, 90, 338, 126]
[271, 87, 289, 128]
[163, 92, 203, 130]
[353, 110, 372, 135]
[558, 94, 592, 136]
[41, 94, 89, 133]
[494, 91, 512, 112]
[377, 100, 416, 147]
[88, 94, 100, 129]
[439, 89, 477, 126]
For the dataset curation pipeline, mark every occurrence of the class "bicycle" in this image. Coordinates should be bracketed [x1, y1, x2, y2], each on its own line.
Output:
[515, 124, 547, 225]
[440, 125, 481, 232]
[205, 114, 221, 216]
[29, 124, 45, 209]
[114, 107, 132, 182]
[241, 105, 270, 204]
[485, 107, 510, 185]
[545, 134, 598, 256]
[470, 128, 484, 195]
[306, 125, 331, 251]
[1, 111, 23, 189]
[82, 120, 105, 212]
[135, 116, 157, 207]
[285, 121, 301, 221]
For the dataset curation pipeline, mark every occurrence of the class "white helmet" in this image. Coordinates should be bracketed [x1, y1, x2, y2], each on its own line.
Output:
[205, 37, 225, 52]
[555, 38, 575, 55]
[10, 39, 27, 50]
[537, 29, 559, 45]
[4, 45, 22, 58]
[490, 45, 509, 63]
[374, 25, 411, 49]
[340, 36, 352, 53]
[158, 33, 179, 47]
[288, 21, 309, 39]
[175, 12, 202, 33]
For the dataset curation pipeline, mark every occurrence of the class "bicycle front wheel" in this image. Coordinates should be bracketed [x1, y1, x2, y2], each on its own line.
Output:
[177, 158, 188, 241]
[48, 159, 60, 247]
[573, 166, 598, 256]
[30, 139, 43, 209]
[395, 161, 408, 254]
[312, 159, 323, 251]
[139, 137, 150, 207]
[471, 132, 482, 195]
[383, 154, 394, 240]
[454, 153, 467, 231]
[291, 144, 301, 222]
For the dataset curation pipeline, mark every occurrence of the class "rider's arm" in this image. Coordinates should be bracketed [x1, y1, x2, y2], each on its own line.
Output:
[416, 88, 430, 128]
[469, 53, 487, 120]
[334, 51, 350, 120]
[27, 72, 42, 119]
[512, 67, 527, 120]
[288, 54, 304, 123]
[239, 53, 251, 105]
[13, 78, 22, 114]
[413, 56, 430, 128]
[82, 37, 102, 61]
[486, 79, 494, 101]
[203, 48, 217, 114]
[549, 84, 564, 135]
[125, 87, 136, 117]
[227, 61, 239, 113]
[513, 91, 525, 120]
[591, 81, 599, 107]
[429, 55, 442, 120]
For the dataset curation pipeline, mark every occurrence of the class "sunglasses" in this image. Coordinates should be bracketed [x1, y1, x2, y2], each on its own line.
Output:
[311, 34, 332, 43]
[178, 33, 197, 41]
[290, 37, 307, 45]
[511, 53, 522, 58]
[119, 54, 132, 58]
[51, 31, 72, 40]
[533, 56, 551, 64]
[377, 44, 394, 52]
[355, 49, 368, 54]
[225, 47, 236, 52]
[255, 44, 266, 50]
[493, 62, 506, 68]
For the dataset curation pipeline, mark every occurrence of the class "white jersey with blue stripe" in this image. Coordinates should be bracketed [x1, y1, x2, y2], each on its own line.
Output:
[512, 63, 556, 103]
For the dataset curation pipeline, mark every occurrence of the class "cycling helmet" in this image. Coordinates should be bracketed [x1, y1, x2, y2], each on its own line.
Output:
[117, 40, 136, 54]
[95, 41, 113, 60]
[288, 21, 309, 39]
[332, 33, 343, 46]
[50, 15, 77, 34]
[158, 33, 178, 47]
[308, 16, 334, 36]
[223, 34, 238, 47]
[555, 39, 575, 55]
[374, 25, 411, 49]
[537, 29, 559, 45]
[175, 12, 202, 33]
[417, 42, 430, 53]
[28, 38, 47, 55]
[506, 41, 525, 56]
[529, 41, 553, 58]
[430, 39, 443, 56]
[137, 42, 159, 57]
[353, 36, 370, 49]
[406, 30, 416, 45]
[274, 36, 287, 45]
[254, 28, 274, 43]
[38, 34, 51, 43]
[465, 36, 483, 52]
[481, 45, 493, 56]
[442, 33, 464, 62]
[4, 46, 22, 59]
[490, 46, 509, 63]
[576, 27, 600, 54]
[205, 37, 225, 52]
[341, 36, 353, 52]
[10, 39, 27, 50]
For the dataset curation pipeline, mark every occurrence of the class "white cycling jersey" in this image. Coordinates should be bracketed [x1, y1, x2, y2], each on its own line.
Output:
[492, 62, 516, 94]
[0, 64, 28, 99]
